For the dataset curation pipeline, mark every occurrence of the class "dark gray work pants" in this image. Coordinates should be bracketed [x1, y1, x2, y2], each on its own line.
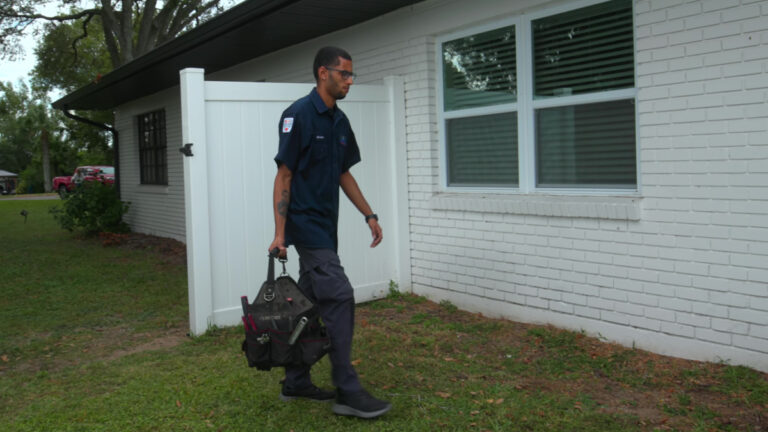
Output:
[284, 247, 362, 393]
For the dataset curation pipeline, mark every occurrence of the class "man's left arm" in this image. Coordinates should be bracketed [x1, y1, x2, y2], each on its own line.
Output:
[339, 171, 382, 248]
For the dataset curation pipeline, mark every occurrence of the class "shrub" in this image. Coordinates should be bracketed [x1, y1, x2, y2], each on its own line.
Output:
[19, 165, 44, 193]
[50, 182, 130, 235]
[387, 280, 403, 299]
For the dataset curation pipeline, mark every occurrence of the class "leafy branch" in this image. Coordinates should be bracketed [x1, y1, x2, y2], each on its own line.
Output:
[0, 0, 225, 68]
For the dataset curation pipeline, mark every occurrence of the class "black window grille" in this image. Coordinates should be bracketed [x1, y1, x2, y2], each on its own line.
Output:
[137, 109, 168, 185]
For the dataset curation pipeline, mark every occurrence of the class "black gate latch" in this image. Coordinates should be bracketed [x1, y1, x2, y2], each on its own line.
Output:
[179, 143, 194, 157]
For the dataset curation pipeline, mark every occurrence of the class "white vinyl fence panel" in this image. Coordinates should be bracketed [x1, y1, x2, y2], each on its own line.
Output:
[180, 69, 409, 335]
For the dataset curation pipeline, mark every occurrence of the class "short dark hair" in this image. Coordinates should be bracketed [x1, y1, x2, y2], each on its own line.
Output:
[313, 46, 352, 80]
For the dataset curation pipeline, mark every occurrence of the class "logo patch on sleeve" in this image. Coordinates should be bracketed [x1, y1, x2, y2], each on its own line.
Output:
[282, 117, 294, 133]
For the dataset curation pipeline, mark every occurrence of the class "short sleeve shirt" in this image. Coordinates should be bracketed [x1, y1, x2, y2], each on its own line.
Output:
[275, 88, 361, 251]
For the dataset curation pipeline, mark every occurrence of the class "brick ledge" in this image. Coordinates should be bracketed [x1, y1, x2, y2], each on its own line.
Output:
[429, 193, 642, 220]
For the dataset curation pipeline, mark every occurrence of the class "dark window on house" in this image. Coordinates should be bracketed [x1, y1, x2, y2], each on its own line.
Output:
[443, 24, 519, 187]
[532, 0, 636, 189]
[137, 109, 168, 185]
[439, 0, 636, 191]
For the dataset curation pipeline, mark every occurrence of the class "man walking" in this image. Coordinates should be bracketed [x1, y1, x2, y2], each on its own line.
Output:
[267, 46, 391, 419]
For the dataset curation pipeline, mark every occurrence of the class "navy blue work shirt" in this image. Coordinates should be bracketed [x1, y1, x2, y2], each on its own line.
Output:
[275, 88, 361, 251]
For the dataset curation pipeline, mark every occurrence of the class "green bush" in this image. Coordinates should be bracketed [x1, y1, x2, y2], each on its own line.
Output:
[19, 165, 44, 193]
[50, 181, 130, 235]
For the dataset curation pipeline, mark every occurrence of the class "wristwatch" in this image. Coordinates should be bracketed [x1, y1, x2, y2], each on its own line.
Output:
[365, 213, 378, 223]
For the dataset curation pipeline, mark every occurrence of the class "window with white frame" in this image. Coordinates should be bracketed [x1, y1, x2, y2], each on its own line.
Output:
[439, 0, 636, 192]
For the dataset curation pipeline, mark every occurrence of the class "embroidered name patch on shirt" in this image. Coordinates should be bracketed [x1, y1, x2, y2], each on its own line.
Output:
[282, 117, 294, 133]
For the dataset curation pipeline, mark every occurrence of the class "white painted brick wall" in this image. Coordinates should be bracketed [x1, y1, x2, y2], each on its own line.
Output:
[393, 0, 768, 372]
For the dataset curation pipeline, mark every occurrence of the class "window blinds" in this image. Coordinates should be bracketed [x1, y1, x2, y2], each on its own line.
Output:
[532, 0, 634, 98]
[536, 99, 636, 188]
[447, 112, 518, 186]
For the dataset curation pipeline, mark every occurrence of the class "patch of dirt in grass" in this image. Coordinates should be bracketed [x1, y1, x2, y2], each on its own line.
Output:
[106, 329, 188, 361]
[3, 323, 189, 375]
[98, 232, 187, 266]
[75, 322, 190, 368]
[359, 295, 768, 432]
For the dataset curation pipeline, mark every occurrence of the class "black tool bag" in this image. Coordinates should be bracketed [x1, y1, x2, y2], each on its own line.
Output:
[241, 250, 330, 371]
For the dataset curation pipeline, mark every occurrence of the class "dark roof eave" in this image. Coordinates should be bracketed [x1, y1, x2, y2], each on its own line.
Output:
[52, 0, 297, 111]
[52, 0, 424, 111]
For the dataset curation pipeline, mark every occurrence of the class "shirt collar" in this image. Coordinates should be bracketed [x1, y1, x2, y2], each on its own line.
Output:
[310, 87, 336, 116]
[311, 87, 328, 113]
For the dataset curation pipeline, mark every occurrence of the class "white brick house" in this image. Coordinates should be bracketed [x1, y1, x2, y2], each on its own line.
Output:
[54, 0, 768, 372]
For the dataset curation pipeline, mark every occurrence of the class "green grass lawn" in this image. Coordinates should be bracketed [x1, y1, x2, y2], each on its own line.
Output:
[1, 198, 766, 431]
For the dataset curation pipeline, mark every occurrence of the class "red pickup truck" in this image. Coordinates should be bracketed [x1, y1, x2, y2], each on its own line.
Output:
[53, 166, 115, 197]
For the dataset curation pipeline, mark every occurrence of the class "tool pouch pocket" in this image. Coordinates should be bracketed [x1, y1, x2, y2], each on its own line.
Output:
[242, 324, 330, 371]
[268, 331, 298, 366]
[242, 329, 272, 371]
[298, 324, 331, 365]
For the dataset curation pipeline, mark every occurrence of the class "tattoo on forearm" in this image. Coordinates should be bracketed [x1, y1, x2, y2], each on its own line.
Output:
[277, 190, 289, 217]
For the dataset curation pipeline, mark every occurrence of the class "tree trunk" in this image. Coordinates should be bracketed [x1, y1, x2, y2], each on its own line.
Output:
[41, 128, 51, 193]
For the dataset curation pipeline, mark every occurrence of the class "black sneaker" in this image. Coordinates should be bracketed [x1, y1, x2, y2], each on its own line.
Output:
[280, 383, 335, 402]
[332, 389, 392, 419]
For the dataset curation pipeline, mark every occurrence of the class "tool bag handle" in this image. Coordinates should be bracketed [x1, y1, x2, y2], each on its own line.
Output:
[268, 248, 279, 283]
[264, 248, 287, 302]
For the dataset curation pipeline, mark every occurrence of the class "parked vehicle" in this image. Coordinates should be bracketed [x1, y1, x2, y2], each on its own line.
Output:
[0, 169, 17, 195]
[53, 166, 115, 197]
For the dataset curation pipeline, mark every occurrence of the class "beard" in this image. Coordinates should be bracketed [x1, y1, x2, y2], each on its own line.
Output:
[328, 74, 349, 101]
[333, 83, 349, 100]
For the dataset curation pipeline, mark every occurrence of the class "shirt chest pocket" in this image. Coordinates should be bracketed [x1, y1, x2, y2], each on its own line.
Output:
[311, 134, 329, 161]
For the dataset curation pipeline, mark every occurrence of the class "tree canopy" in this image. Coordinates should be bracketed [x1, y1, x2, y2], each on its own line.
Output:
[1, 1, 233, 193]
[0, 81, 80, 192]
[1, 17, 114, 193]
[1, 0, 226, 69]
[31, 16, 112, 94]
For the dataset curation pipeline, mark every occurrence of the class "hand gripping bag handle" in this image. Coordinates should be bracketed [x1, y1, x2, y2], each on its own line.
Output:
[267, 248, 279, 283]
[264, 248, 284, 302]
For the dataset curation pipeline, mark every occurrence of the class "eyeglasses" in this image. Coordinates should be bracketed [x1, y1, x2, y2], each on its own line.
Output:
[325, 67, 357, 81]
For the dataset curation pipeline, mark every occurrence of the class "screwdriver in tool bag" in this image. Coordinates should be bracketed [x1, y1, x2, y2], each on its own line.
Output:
[288, 316, 309, 345]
